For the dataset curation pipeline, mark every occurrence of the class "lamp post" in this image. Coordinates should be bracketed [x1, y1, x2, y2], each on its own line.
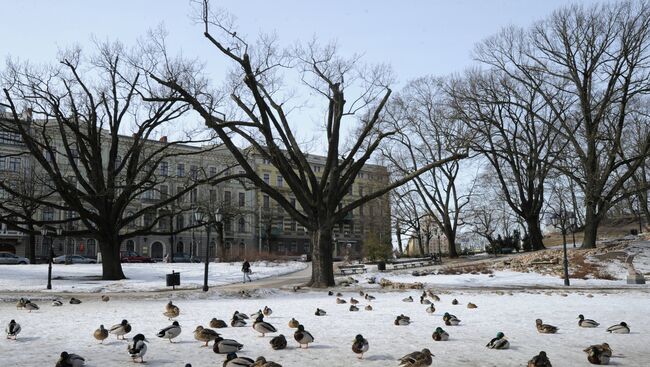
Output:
[436, 228, 442, 264]
[551, 212, 570, 286]
[42, 226, 62, 290]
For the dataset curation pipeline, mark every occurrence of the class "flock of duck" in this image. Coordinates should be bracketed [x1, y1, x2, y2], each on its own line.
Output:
[4, 291, 632, 366]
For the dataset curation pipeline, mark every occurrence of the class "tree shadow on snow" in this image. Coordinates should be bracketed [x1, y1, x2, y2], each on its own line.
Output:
[16, 336, 40, 342]
[364, 354, 395, 361]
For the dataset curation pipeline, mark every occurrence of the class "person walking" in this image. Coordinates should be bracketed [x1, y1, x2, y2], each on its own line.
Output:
[242, 259, 252, 283]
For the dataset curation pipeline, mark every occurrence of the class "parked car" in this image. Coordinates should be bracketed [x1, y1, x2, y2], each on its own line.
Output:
[0, 252, 30, 264]
[299, 254, 312, 262]
[170, 253, 200, 263]
[53, 255, 96, 264]
[120, 251, 154, 263]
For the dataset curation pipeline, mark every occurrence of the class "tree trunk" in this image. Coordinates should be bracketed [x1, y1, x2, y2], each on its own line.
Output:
[416, 229, 425, 256]
[98, 237, 126, 280]
[581, 205, 600, 249]
[216, 222, 226, 261]
[525, 215, 545, 251]
[308, 226, 335, 288]
[395, 222, 404, 254]
[444, 226, 458, 258]
[27, 224, 36, 264]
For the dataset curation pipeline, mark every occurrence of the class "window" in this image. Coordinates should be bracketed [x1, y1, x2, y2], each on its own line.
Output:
[290, 198, 296, 207]
[8, 157, 21, 172]
[277, 217, 284, 231]
[263, 173, 270, 185]
[126, 211, 136, 228]
[143, 212, 154, 227]
[159, 161, 168, 176]
[176, 241, 184, 254]
[141, 189, 155, 202]
[126, 240, 135, 252]
[177, 186, 185, 203]
[0, 130, 22, 145]
[209, 189, 217, 203]
[238, 217, 246, 233]
[289, 220, 296, 232]
[239, 192, 245, 207]
[209, 166, 217, 176]
[45, 149, 56, 163]
[177, 163, 185, 177]
[359, 186, 363, 197]
[190, 165, 198, 180]
[190, 188, 198, 203]
[263, 195, 270, 209]
[224, 218, 233, 232]
[224, 191, 231, 205]
[42, 208, 55, 222]
[160, 185, 168, 200]
[176, 215, 184, 230]
[262, 158, 271, 164]
[277, 175, 283, 187]
[314, 165, 321, 173]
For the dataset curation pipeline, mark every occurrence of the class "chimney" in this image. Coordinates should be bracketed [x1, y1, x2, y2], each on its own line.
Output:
[159, 136, 168, 143]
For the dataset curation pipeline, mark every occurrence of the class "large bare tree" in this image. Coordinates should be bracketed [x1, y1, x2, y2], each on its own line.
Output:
[146, 2, 466, 286]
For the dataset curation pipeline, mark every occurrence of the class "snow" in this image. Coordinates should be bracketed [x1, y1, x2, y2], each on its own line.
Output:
[0, 261, 307, 293]
[1, 289, 648, 366]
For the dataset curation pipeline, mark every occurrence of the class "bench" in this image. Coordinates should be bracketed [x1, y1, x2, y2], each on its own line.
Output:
[389, 259, 436, 270]
[339, 264, 367, 275]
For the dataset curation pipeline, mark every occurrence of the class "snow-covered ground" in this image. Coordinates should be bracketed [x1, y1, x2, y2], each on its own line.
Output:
[1, 289, 648, 366]
[0, 261, 307, 293]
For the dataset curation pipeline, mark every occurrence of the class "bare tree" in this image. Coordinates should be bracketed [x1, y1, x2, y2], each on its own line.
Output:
[391, 185, 426, 256]
[146, 2, 467, 286]
[0, 42, 244, 279]
[474, 1, 650, 248]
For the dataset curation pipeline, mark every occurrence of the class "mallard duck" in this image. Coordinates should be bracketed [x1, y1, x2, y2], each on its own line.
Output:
[213, 334, 244, 354]
[359, 290, 365, 296]
[223, 352, 254, 367]
[211, 318, 229, 329]
[365, 305, 373, 311]
[397, 314, 411, 322]
[432, 327, 449, 341]
[157, 321, 181, 343]
[233, 311, 249, 320]
[194, 325, 219, 346]
[486, 332, 510, 349]
[349, 305, 359, 312]
[528, 351, 552, 367]
[398, 348, 434, 367]
[288, 318, 300, 328]
[270, 334, 287, 350]
[25, 300, 39, 312]
[263, 306, 272, 316]
[328, 291, 334, 296]
[69, 297, 82, 304]
[231, 318, 247, 327]
[52, 299, 63, 307]
[584, 343, 612, 365]
[431, 294, 441, 302]
[536, 319, 558, 334]
[395, 315, 410, 326]
[426, 304, 435, 314]
[314, 308, 326, 316]
[578, 315, 599, 328]
[252, 356, 282, 367]
[128, 333, 148, 363]
[365, 294, 376, 301]
[350, 297, 359, 305]
[443, 312, 460, 326]
[336, 292, 343, 297]
[55, 351, 85, 367]
[336, 297, 347, 304]
[16, 298, 27, 309]
[109, 319, 131, 340]
[251, 310, 263, 319]
[451, 298, 459, 305]
[352, 334, 369, 359]
[402, 296, 413, 303]
[294, 324, 314, 348]
[93, 324, 109, 343]
[5, 319, 20, 340]
[467, 302, 477, 309]
[606, 322, 630, 334]
[253, 315, 277, 337]
[164, 301, 180, 320]
[101, 295, 110, 302]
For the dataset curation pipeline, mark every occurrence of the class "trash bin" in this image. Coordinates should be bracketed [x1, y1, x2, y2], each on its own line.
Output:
[377, 262, 386, 271]
[166, 271, 180, 290]
[630, 229, 639, 236]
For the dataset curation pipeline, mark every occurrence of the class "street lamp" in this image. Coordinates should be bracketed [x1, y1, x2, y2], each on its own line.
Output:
[551, 212, 571, 286]
[42, 226, 62, 290]
[196, 208, 222, 292]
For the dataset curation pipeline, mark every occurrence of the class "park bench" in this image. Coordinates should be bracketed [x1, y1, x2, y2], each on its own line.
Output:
[339, 264, 367, 275]
[389, 258, 436, 270]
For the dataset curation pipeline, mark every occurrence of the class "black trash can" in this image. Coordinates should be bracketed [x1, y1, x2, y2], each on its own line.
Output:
[377, 261, 386, 271]
[166, 271, 180, 289]
[630, 229, 639, 236]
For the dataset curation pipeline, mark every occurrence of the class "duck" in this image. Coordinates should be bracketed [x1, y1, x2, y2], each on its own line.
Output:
[328, 291, 334, 296]
[5, 319, 21, 340]
[288, 318, 300, 328]
[528, 351, 552, 367]
[443, 312, 460, 326]
[223, 352, 254, 367]
[536, 319, 558, 334]
[55, 351, 85, 367]
[352, 334, 369, 359]
[364, 294, 376, 301]
[52, 299, 63, 307]
[365, 305, 373, 311]
[578, 315, 599, 328]
[25, 300, 39, 312]
[451, 298, 459, 305]
[101, 295, 110, 302]
[16, 298, 27, 309]
[128, 333, 148, 363]
[69, 297, 82, 304]
[395, 315, 410, 326]
[584, 343, 612, 365]
[263, 306, 272, 317]
[93, 325, 109, 343]
[251, 356, 282, 367]
[398, 348, 434, 367]
[194, 326, 219, 346]
[211, 318, 229, 329]
[253, 315, 277, 337]
[336, 297, 347, 304]
[420, 296, 431, 305]
[157, 321, 181, 343]
[270, 334, 287, 350]
[109, 319, 132, 340]
[251, 310, 263, 319]
[432, 327, 449, 341]
[294, 324, 314, 348]
[426, 304, 435, 314]
[315, 308, 327, 316]
[467, 302, 478, 309]
[431, 294, 441, 302]
[336, 292, 343, 297]
[349, 305, 359, 312]
[164, 301, 180, 320]
[213, 334, 244, 354]
[350, 297, 359, 305]
[606, 322, 630, 334]
[486, 332, 510, 349]
[233, 311, 249, 320]
[402, 296, 413, 303]
[231, 318, 247, 327]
